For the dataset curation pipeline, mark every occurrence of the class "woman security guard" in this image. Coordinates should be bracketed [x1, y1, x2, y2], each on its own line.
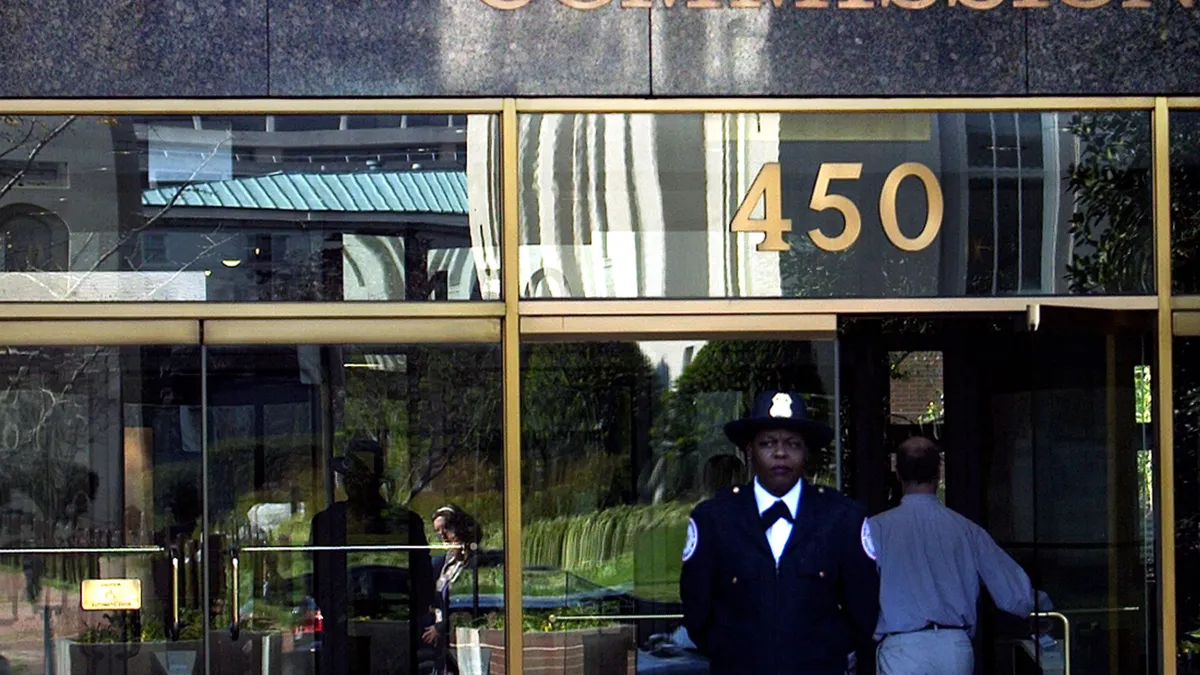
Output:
[680, 391, 880, 675]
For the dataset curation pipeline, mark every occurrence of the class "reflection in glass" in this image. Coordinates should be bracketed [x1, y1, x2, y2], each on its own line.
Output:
[1171, 111, 1200, 295]
[518, 111, 1153, 299]
[0, 114, 500, 302]
[845, 315, 1155, 675]
[207, 344, 503, 675]
[1175, 338, 1200, 673]
[519, 340, 836, 674]
[0, 345, 203, 675]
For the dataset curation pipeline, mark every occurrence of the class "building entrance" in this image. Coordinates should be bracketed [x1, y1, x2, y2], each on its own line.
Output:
[844, 310, 1157, 675]
[0, 308, 1161, 675]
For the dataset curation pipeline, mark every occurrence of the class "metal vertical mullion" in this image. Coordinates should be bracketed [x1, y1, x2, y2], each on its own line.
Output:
[501, 98, 524, 675]
[834, 336, 843, 492]
[201, 342, 211, 675]
[1153, 98, 1176, 675]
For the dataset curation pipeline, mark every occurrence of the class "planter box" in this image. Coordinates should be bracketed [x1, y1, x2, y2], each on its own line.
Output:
[345, 620, 421, 675]
[57, 632, 281, 675]
[470, 627, 635, 675]
[56, 639, 201, 675]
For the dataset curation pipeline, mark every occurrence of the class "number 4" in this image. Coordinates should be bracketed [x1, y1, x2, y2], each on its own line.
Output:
[731, 163, 791, 252]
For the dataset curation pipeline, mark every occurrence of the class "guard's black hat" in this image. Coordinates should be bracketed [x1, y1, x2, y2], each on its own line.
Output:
[723, 391, 834, 451]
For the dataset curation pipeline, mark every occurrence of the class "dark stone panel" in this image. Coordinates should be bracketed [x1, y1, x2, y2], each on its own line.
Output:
[651, 5, 1026, 96]
[270, 0, 651, 96]
[1029, 2, 1200, 94]
[0, 0, 268, 97]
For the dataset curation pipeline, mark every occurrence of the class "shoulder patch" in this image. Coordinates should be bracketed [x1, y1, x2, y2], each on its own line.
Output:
[682, 518, 699, 562]
[860, 519, 877, 561]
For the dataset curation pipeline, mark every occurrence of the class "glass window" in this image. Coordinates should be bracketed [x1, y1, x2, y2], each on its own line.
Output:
[0, 345, 204, 675]
[518, 111, 1153, 299]
[206, 343, 504, 675]
[0, 114, 500, 302]
[1172, 111, 1200, 295]
[1175, 337, 1200, 673]
[519, 339, 838, 673]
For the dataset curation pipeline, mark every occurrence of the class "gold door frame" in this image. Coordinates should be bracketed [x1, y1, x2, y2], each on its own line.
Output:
[0, 96, 1179, 675]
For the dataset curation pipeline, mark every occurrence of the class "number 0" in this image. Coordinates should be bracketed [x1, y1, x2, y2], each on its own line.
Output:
[880, 162, 943, 252]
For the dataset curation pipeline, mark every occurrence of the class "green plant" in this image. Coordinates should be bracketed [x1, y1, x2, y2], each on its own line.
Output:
[75, 613, 139, 644]
[1063, 111, 1154, 294]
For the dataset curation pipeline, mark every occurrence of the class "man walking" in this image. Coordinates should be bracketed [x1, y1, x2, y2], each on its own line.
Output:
[869, 436, 1043, 675]
[680, 391, 879, 675]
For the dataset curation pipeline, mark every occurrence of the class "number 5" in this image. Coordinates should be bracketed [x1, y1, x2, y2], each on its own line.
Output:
[808, 163, 863, 252]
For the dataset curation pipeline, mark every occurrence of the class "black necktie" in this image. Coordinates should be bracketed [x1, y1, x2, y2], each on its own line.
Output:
[761, 500, 793, 531]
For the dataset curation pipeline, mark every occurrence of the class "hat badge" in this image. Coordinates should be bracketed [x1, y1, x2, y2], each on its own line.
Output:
[769, 393, 793, 419]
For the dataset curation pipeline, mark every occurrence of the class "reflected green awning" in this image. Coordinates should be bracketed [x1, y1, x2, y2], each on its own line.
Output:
[142, 170, 468, 214]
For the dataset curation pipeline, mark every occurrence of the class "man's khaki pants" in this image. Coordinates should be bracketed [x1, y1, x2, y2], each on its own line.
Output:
[876, 628, 973, 675]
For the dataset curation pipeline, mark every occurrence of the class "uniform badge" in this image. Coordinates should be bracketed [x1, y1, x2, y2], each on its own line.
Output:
[769, 393, 793, 418]
[682, 518, 698, 562]
[860, 519, 877, 561]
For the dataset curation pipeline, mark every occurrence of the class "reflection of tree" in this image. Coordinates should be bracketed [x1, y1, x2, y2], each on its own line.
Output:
[522, 343, 658, 519]
[1063, 112, 1155, 294]
[1065, 112, 1197, 661]
[650, 341, 835, 494]
[336, 346, 504, 536]
[0, 117, 226, 567]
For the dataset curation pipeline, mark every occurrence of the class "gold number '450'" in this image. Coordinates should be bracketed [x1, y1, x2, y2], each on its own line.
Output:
[730, 162, 944, 253]
[730, 163, 792, 252]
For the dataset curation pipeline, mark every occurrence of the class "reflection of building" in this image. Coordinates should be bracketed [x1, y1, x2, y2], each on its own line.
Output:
[0, 114, 500, 301]
[519, 112, 1105, 298]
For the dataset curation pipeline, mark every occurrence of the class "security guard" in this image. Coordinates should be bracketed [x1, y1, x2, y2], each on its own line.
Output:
[868, 436, 1044, 675]
[680, 391, 880, 675]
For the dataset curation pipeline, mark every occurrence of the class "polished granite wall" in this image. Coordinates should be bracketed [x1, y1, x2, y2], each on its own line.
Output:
[0, 0, 1197, 97]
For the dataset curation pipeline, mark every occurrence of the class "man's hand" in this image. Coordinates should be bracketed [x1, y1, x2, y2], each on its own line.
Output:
[423, 624, 440, 645]
[1035, 590, 1053, 611]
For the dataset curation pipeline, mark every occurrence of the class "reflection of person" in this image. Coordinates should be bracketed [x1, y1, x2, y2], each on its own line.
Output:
[867, 437, 1045, 675]
[680, 391, 879, 675]
[424, 505, 481, 675]
[310, 440, 436, 675]
[701, 454, 743, 498]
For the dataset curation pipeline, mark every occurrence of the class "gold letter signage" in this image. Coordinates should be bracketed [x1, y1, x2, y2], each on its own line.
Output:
[731, 162, 944, 253]
[481, 0, 1190, 9]
[730, 163, 792, 252]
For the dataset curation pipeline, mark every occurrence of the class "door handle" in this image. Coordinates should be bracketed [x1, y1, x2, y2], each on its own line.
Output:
[229, 548, 241, 641]
[238, 544, 462, 553]
[169, 547, 181, 642]
[1034, 611, 1070, 675]
[0, 546, 165, 555]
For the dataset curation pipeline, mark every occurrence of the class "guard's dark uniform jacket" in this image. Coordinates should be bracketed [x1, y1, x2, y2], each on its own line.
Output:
[680, 481, 880, 675]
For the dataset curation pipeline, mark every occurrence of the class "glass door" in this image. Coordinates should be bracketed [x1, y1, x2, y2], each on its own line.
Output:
[515, 312, 839, 675]
[0, 338, 205, 675]
[201, 322, 505, 675]
[976, 308, 1154, 675]
[850, 310, 1156, 675]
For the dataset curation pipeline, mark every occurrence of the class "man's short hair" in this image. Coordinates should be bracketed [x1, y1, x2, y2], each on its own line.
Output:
[895, 436, 940, 484]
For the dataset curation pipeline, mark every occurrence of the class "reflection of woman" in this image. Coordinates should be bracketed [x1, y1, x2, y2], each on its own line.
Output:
[424, 505, 481, 675]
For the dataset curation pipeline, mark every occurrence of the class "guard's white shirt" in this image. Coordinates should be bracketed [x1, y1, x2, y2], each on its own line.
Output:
[754, 478, 802, 564]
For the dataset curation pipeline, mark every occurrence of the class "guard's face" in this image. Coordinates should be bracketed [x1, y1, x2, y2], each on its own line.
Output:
[749, 428, 807, 496]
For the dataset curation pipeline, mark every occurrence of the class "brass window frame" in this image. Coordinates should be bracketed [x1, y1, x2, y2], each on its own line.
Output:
[0, 96, 1181, 675]
[0, 319, 199, 345]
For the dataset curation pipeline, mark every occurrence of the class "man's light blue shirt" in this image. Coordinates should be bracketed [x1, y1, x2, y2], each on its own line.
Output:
[868, 493, 1035, 640]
